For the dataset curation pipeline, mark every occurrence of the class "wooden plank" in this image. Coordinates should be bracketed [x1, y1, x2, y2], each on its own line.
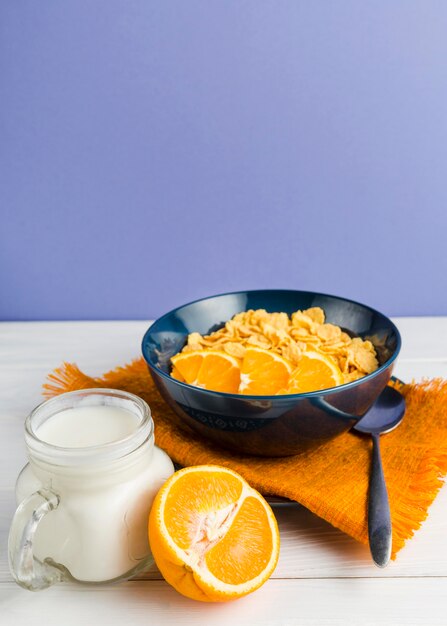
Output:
[393, 317, 447, 362]
[1, 319, 447, 592]
[394, 360, 447, 382]
[2, 578, 447, 626]
[2, 483, 447, 583]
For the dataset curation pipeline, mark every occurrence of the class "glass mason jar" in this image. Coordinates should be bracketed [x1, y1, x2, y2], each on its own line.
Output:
[8, 389, 174, 591]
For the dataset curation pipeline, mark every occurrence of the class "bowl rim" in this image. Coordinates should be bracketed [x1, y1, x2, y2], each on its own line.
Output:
[141, 288, 402, 400]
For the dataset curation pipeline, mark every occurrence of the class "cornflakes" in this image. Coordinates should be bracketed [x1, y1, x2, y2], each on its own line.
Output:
[172, 307, 379, 386]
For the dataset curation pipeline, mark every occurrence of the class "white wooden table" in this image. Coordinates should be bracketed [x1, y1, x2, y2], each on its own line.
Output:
[1, 319, 447, 625]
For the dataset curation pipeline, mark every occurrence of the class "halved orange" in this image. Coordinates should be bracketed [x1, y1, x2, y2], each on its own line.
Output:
[171, 350, 241, 393]
[279, 350, 343, 394]
[148, 465, 280, 602]
[239, 347, 292, 395]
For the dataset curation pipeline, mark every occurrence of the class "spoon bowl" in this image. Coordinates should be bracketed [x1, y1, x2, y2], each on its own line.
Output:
[354, 386, 406, 436]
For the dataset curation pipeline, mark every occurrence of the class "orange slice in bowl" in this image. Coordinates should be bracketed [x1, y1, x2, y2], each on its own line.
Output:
[170, 366, 186, 382]
[171, 351, 205, 384]
[148, 465, 280, 602]
[279, 350, 344, 394]
[239, 347, 292, 395]
[171, 350, 241, 393]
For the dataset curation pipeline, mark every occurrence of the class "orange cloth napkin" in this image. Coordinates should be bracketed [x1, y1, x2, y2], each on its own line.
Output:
[44, 359, 447, 558]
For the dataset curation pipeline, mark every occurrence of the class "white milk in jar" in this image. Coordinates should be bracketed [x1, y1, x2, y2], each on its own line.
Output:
[10, 389, 174, 590]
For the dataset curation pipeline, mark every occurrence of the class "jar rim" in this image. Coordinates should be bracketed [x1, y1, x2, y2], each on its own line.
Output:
[25, 388, 153, 466]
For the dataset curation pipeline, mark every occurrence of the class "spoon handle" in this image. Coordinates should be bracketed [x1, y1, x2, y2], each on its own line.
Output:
[368, 433, 392, 567]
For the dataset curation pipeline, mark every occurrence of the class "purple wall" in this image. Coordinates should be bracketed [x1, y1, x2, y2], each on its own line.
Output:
[1, 2, 446, 320]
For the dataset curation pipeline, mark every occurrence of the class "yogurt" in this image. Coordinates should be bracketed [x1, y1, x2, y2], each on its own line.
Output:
[12, 390, 174, 586]
[36, 405, 140, 447]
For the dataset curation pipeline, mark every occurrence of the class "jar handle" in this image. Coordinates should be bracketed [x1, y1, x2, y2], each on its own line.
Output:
[8, 487, 66, 591]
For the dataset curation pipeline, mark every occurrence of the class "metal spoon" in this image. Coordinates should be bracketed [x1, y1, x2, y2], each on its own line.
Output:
[354, 385, 406, 568]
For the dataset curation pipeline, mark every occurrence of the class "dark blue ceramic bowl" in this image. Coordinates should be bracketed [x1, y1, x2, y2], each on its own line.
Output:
[142, 290, 401, 457]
